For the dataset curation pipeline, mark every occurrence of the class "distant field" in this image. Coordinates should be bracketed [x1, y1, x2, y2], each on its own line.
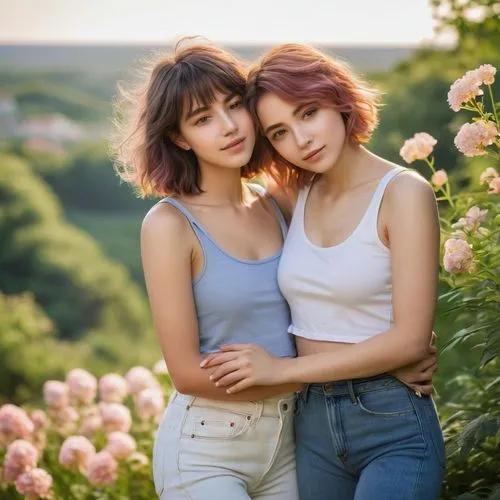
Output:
[0, 44, 417, 74]
[67, 209, 147, 286]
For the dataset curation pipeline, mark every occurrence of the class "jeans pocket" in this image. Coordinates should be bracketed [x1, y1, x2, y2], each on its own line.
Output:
[356, 386, 414, 417]
[180, 405, 252, 441]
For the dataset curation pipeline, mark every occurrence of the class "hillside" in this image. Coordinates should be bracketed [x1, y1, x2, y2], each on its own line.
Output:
[0, 43, 417, 74]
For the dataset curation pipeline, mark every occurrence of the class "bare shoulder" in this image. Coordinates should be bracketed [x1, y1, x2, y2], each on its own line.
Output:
[259, 176, 299, 222]
[385, 168, 436, 209]
[141, 200, 192, 247]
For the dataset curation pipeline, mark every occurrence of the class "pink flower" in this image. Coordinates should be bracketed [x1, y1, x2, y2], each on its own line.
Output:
[452, 206, 488, 234]
[465, 206, 488, 225]
[43, 380, 69, 410]
[125, 366, 159, 395]
[135, 387, 165, 422]
[3, 439, 38, 482]
[399, 132, 437, 163]
[80, 407, 102, 436]
[454, 120, 498, 157]
[87, 451, 118, 486]
[488, 177, 500, 194]
[105, 431, 137, 459]
[0, 405, 34, 443]
[100, 402, 132, 433]
[479, 167, 499, 185]
[53, 406, 79, 435]
[66, 368, 97, 405]
[443, 238, 474, 273]
[447, 69, 483, 111]
[99, 373, 129, 403]
[59, 435, 95, 471]
[431, 169, 448, 187]
[153, 359, 168, 375]
[30, 410, 47, 432]
[476, 64, 496, 85]
[15, 468, 52, 498]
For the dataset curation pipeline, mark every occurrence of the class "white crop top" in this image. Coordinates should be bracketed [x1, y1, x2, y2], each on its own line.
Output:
[278, 167, 406, 344]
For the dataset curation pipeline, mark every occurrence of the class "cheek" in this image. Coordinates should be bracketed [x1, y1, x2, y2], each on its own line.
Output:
[189, 129, 219, 156]
[273, 139, 295, 162]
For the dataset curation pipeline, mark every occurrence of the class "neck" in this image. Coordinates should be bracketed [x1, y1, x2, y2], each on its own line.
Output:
[320, 143, 375, 195]
[187, 162, 245, 206]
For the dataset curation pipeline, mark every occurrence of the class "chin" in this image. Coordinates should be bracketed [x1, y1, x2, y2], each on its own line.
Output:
[298, 160, 332, 174]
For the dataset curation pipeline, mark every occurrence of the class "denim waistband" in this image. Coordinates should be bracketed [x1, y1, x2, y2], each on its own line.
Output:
[170, 391, 296, 418]
[303, 375, 408, 403]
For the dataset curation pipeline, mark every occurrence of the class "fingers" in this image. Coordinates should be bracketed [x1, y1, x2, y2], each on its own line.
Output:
[412, 383, 433, 396]
[214, 369, 250, 388]
[226, 378, 254, 394]
[420, 355, 438, 372]
[412, 362, 438, 382]
[209, 359, 244, 383]
[200, 352, 238, 369]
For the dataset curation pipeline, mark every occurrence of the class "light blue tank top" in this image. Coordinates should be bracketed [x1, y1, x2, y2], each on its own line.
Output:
[159, 185, 296, 358]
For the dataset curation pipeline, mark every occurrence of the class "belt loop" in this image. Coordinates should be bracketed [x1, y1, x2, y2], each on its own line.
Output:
[347, 380, 357, 404]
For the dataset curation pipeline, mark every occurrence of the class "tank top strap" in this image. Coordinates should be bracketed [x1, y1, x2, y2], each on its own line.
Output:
[247, 183, 289, 239]
[158, 198, 209, 239]
[294, 182, 313, 222]
[360, 166, 407, 233]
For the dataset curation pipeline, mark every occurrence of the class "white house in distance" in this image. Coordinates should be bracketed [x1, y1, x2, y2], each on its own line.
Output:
[16, 113, 85, 143]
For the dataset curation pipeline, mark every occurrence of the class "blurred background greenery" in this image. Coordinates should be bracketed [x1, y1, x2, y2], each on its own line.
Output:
[0, 0, 498, 402]
[0, 2, 499, 496]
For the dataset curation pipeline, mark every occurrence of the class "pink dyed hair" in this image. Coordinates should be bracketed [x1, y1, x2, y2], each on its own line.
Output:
[246, 44, 381, 187]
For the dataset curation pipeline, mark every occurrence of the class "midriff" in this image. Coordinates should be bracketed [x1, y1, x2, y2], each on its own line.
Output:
[296, 336, 353, 357]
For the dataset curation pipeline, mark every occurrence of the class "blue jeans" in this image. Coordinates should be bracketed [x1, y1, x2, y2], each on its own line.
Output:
[295, 375, 445, 500]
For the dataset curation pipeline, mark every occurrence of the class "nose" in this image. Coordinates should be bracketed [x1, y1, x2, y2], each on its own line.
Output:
[293, 127, 312, 149]
[220, 111, 238, 136]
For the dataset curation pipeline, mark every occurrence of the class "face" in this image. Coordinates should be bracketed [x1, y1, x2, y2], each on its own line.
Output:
[257, 92, 346, 173]
[175, 91, 255, 170]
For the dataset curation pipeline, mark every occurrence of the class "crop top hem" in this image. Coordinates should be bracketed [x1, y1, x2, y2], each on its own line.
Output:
[288, 325, 375, 344]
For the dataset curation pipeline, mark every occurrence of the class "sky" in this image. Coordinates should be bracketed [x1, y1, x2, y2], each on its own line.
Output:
[0, 0, 450, 46]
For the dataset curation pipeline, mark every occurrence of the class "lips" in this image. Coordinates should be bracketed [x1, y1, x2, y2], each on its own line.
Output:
[302, 146, 325, 161]
[221, 137, 245, 150]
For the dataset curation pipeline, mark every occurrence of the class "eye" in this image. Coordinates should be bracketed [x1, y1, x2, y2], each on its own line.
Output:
[271, 129, 286, 141]
[229, 99, 243, 110]
[303, 107, 318, 119]
[195, 115, 210, 125]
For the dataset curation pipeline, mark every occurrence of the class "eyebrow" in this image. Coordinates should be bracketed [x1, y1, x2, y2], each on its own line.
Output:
[184, 92, 239, 121]
[263, 102, 312, 136]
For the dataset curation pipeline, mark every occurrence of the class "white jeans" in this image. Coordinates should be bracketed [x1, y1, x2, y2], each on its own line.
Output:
[152, 391, 298, 499]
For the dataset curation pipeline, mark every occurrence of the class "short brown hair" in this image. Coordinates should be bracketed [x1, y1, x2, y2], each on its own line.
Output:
[112, 42, 259, 197]
[246, 44, 381, 188]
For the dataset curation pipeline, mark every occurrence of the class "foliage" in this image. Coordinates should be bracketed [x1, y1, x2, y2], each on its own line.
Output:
[398, 60, 499, 498]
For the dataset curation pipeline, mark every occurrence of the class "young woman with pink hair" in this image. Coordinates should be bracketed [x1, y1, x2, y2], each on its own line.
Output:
[203, 44, 445, 499]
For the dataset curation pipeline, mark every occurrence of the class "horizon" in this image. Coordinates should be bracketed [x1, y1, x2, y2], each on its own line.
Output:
[0, 0, 453, 46]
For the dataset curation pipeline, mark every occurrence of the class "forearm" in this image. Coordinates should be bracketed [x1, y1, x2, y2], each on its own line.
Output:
[175, 358, 300, 400]
[281, 327, 430, 384]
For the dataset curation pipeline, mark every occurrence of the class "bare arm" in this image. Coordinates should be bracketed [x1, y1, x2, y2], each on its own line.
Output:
[204, 172, 440, 391]
[141, 203, 299, 400]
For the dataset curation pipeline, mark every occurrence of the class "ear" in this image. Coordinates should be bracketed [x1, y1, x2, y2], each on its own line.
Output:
[169, 132, 191, 151]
